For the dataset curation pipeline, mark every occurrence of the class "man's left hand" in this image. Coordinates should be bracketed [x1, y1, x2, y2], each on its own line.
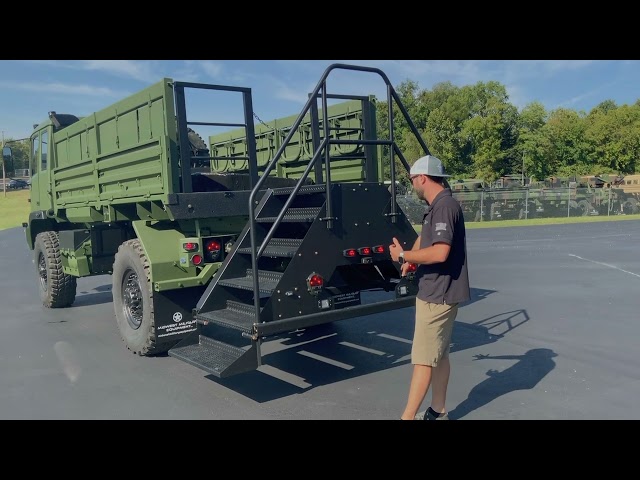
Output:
[389, 237, 403, 262]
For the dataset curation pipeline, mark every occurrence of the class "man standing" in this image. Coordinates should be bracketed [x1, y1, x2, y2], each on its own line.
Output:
[389, 155, 470, 420]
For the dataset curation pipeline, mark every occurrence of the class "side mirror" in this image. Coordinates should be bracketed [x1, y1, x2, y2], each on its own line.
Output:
[2, 146, 13, 175]
[2, 146, 11, 162]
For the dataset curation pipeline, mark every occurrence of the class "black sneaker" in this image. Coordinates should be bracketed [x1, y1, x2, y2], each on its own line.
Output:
[415, 409, 449, 420]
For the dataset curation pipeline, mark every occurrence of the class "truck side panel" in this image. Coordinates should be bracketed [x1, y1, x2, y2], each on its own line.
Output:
[52, 79, 179, 215]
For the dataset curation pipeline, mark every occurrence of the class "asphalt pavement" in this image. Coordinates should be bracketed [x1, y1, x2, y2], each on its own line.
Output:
[1, 220, 639, 419]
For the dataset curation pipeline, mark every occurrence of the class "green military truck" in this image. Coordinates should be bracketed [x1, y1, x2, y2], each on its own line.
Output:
[20, 63, 428, 379]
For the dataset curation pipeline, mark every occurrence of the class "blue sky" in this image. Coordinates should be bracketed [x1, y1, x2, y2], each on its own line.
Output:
[1, 60, 639, 142]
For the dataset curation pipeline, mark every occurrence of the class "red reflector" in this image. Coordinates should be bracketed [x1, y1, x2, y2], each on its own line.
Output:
[206, 240, 221, 252]
[191, 254, 204, 266]
[406, 263, 417, 272]
[308, 274, 323, 287]
[373, 245, 385, 254]
[183, 242, 198, 251]
[358, 247, 372, 256]
[343, 249, 358, 258]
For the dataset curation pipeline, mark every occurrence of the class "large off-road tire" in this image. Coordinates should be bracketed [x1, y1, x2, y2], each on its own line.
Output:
[187, 128, 210, 168]
[622, 198, 639, 215]
[34, 232, 77, 308]
[578, 199, 594, 216]
[490, 203, 500, 220]
[112, 239, 163, 356]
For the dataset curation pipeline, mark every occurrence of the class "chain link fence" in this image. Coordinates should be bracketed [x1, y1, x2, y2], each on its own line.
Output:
[397, 186, 640, 224]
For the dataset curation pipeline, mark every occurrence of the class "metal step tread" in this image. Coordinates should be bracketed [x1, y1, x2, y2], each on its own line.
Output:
[258, 207, 322, 223]
[271, 184, 326, 195]
[196, 307, 255, 332]
[169, 336, 258, 378]
[237, 238, 303, 257]
[219, 270, 283, 293]
[227, 299, 262, 316]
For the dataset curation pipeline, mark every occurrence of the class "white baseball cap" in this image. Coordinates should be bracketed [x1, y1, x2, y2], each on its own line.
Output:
[410, 155, 450, 178]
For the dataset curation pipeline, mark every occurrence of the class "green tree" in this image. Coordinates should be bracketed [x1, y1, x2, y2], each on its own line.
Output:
[542, 108, 589, 176]
[584, 103, 640, 174]
[457, 82, 518, 182]
[516, 101, 550, 181]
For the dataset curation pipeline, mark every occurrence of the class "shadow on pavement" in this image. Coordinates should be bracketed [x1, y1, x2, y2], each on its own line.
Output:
[73, 284, 113, 307]
[448, 348, 558, 420]
[211, 290, 529, 403]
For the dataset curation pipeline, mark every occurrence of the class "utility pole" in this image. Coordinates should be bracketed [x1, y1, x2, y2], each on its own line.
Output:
[2, 131, 5, 198]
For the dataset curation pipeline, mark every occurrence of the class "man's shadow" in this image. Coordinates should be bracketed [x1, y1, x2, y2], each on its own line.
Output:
[449, 348, 558, 420]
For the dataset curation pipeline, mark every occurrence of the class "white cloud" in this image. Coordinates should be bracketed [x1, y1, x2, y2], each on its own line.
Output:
[504, 83, 530, 110]
[0, 81, 124, 97]
[24, 59, 159, 82]
[199, 61, 224, 79]
[538, 60, 595, 72]
[555, 80, 620, 110]
[388, 60, 484, 79]
[502, 60, 596, 81]
[82, 60, 157, 82]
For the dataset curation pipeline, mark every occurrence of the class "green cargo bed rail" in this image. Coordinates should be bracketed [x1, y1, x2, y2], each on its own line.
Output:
[207, 97, 380, 184]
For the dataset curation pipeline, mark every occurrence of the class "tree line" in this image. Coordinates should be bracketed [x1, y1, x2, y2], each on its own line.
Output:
[376, 79, 640, 185]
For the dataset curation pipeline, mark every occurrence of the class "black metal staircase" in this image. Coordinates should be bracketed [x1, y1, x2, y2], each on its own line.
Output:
[169, 184, 330, 378]
[168, 63, 431, 379]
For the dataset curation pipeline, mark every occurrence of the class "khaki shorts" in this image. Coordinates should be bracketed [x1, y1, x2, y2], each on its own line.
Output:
[411, 299, 458, 367]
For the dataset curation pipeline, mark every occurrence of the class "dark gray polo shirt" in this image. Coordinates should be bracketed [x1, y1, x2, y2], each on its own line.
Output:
[416, 188, 470, 305]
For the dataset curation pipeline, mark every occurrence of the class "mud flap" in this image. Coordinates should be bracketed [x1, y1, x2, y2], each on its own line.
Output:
[153, 286, 206, 349]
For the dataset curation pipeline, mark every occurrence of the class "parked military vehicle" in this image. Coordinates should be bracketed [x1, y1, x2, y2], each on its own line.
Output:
[485, 175, 535, 220]
[448, 175, 535, 221]
[535, 175, 638, 217]
[19, 64, 429, 379]
[610, 174, 640, 214]
[450, 178, 488, 222]
[527, 176, 594, 217]
[449, 172, 640, 222]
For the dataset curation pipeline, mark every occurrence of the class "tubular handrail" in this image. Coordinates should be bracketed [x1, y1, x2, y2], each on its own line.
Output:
[246, 63, 431, 323]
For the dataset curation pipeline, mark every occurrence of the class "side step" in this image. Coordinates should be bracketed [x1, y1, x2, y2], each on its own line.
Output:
[169, 335, 258, 379]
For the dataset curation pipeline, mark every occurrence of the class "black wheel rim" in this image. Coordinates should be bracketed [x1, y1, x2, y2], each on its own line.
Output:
[122, 268, 143, 330]
[38, 252, 47, 291]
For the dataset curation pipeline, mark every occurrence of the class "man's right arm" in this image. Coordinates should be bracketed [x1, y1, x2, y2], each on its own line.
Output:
[400, 236, 421, 276]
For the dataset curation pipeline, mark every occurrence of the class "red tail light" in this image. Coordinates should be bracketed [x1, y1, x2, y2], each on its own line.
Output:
[358, 247, 372, 256]
[406, 263, 417, 273]
[191, 254, 204, 266]
[307, 272, 324, 295]
[343, 248, 357, 258]
[373, 245, 385, 254]
[206, 239, 221, 252]
[205, 239, 222, 261]
[183, 242, 198, 252]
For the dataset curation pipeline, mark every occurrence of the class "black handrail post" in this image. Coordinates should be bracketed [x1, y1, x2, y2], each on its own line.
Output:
[321, 83, 334, 229]
[310, 98, 323, 184]
[242, 88, 259, 189]
[387, 84, 398, 223]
